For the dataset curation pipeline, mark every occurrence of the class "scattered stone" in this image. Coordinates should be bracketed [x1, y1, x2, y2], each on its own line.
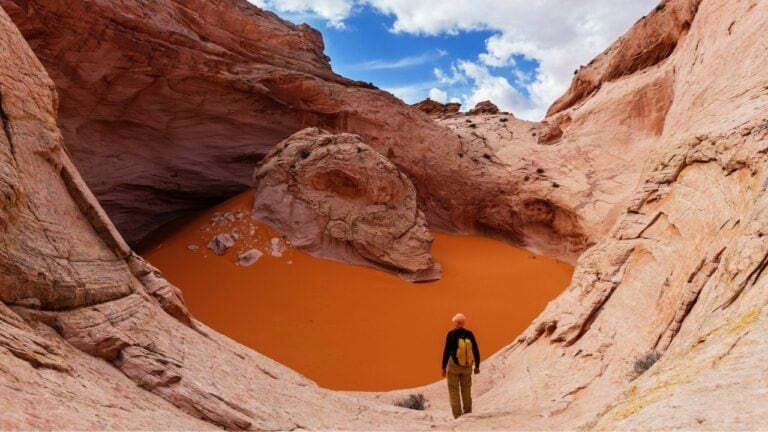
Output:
[186, 245, 199, 252]
[237, 249, 263, 266]
[269, 238, 286, 257]
[207, 233, 237, 255]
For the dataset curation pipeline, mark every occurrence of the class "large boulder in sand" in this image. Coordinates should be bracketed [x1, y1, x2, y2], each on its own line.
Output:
[253, 128, 440, 281]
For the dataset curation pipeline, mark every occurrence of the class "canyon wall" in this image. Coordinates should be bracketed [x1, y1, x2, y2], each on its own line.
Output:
[375, 0, 768, 429]
[0, 7, 434, 430]
[1, 0, 767, 430]
[0, 0, 589, 265]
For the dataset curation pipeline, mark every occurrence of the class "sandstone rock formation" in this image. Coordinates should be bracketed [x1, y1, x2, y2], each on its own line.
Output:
[2, 0, 768, 430]
[548, 0, 702, 116]
[375, 1, 768, 430]
[532, 121, 564, 145]
[207, 233, 237, 256]
[0, 0, 552, 256]
[467, 100, 500, 115]
[411, 98, 462, 118]
[0, 6, 436, 430]
[253, 128, 440, 281]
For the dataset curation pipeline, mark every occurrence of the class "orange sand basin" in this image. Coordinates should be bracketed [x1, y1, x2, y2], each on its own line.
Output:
[140, 191, 574, 391]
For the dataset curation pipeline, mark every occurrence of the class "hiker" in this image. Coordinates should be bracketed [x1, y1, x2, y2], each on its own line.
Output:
[441, 313, 480, 419]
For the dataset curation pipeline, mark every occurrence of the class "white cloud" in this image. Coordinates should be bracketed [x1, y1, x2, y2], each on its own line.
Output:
[250, 0, 355, 28]
[383, 83, 433, 103]
[252, 0, 658, 119]
[455, 61, 542, 119]
[428, 87, 448, 103]
[434, 64, 467, 85]
[353, 49, 447, 71]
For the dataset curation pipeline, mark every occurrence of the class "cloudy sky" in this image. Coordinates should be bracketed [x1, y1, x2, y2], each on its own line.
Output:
[249, 0, 658, 120]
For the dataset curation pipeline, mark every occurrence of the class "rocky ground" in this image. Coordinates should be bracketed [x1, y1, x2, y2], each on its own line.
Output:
[1, 0, 768, 430]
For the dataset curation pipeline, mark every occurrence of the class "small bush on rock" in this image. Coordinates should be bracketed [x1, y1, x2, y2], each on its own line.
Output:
[631, 351, 662, 379]
[395, 393, 426, 410]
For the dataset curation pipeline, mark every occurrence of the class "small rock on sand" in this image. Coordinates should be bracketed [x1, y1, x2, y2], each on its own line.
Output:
[207, 233, 237, 255]
[269, 237, 286, 257]
[237, 249, 263, 266]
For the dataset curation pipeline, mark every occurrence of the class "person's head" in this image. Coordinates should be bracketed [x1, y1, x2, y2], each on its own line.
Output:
[452, 313, 466, 328]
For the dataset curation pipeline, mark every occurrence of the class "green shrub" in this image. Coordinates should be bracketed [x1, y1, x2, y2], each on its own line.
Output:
[631, 351, 662, 379]
[395, 393, 426, 410]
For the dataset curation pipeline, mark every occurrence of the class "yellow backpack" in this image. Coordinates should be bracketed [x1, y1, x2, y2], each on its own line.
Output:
[456, 336, 474, 366]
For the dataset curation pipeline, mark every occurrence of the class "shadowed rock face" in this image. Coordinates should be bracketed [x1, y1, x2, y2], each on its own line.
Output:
[0, 0, 359, 244]
[252, 128, 440, 281]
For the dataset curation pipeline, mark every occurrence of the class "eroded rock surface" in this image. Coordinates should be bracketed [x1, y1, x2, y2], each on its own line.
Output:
[0, 6, 437, 431]
[253, 128, 439, 281]
[411, 98, 462, 118]
[2, 0, 768, 430]
[237, 248, 263, 266]
[548, 0, 702, 116]
[207, 233, 237, 256]
[0, 0, 513, 250]
[379, 1, 768, 430]
[1, 0, 594, 265]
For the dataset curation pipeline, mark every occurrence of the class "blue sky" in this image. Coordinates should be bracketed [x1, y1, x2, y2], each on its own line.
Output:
[320, 7, 539, 104]
[251, 1, 658, 120]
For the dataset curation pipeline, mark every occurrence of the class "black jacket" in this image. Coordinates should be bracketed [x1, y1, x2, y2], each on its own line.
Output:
[442, 328, 480, 369]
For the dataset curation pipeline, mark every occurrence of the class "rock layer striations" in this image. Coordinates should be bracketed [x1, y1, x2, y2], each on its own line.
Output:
[0, 0, 582, 258]
[1, 0, 768, 430]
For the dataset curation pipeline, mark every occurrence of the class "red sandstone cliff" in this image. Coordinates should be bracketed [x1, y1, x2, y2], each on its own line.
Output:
[2, 0, 768, 430]
[0, 0, 586, 257]
[1, 0, 591, 263]
[0, 7, 434, 429]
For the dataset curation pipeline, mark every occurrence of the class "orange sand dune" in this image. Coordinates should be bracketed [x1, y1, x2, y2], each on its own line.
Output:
[140, 191, 573, 391]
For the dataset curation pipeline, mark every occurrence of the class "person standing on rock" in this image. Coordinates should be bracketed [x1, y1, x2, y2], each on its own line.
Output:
[441, 313, 481, 419]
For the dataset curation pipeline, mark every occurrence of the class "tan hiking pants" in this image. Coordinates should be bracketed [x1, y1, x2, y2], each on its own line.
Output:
[446, 359, 472, 418]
